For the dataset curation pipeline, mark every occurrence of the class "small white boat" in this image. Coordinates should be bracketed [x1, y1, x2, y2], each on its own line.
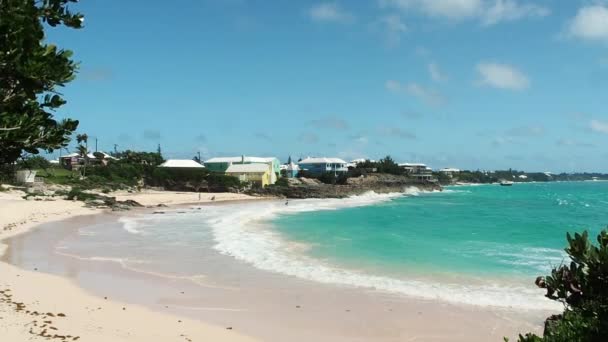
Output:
[499, 180, 514, 186]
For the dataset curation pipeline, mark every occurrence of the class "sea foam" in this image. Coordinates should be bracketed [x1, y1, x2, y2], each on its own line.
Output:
[204, 190, 561, 311]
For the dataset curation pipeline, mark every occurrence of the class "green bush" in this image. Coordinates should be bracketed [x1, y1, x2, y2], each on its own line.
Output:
[17, 155, 51, 170]
[66, 187, 98, 201]
[514, 229, 608, 341]
[275, 177, 289, 187]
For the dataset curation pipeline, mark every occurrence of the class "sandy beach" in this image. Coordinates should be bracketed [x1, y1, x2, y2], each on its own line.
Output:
[0, 188, 260, 342]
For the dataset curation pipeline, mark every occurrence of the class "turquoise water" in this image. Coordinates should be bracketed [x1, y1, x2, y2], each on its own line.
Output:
[272, 182, 608, 279]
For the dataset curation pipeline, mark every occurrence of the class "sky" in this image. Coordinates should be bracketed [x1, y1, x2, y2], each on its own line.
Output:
[43, 0, 608, 172]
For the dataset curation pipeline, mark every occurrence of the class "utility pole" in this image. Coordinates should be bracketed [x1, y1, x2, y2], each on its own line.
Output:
[95, 137, 98, 152]
[197, 151, 201, 164]
[113, 144, 119, 156]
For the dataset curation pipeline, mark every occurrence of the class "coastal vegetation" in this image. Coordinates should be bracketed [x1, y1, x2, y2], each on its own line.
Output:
[514, 229, 608, 341]
[0, 0, 83, 169]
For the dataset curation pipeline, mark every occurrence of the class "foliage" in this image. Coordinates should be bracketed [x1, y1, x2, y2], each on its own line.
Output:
[274, 177, 289, 187]
[515, 229, 608, 342]
[356, 156, 402, 175]
[434, 171, 452, 184]
[0, 0, 83, 166]
[318, 172, 348, 185]
[65, 187, 97, 201]
[16, 155, 51, 170]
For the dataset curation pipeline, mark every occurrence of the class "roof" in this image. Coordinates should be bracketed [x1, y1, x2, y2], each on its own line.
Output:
[439, 168, 460, 172]
[299, 157, 347, 164]
[205, 156, 276, 164]
[225, 163, 269, 173]
[61, 152, 117, 160]
[87, 152, 118, 160]
[159, 159, 205, 168]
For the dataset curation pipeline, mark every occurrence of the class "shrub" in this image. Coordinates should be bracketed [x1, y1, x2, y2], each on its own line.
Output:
[16, 155, 51, 170]
[275, 177, 289, 187]
[66, 187, 98, 201]
[514, 229, 608, 342]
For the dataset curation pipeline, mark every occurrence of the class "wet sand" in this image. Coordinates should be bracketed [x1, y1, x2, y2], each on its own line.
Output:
[2, 210, 552, 342]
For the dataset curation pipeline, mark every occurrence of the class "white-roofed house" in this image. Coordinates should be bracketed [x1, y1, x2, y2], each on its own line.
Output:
[399, 162, 435, 182]
[225, 163, 272, 187]
[298, 157, 348, 176]
[204, 156, 280, 184]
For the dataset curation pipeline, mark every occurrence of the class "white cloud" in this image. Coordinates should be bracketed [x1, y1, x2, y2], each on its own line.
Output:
[379, 0, 482, 19]
[309, 3, 355, 23]
[385, 80, 446, 106]
[379, 0, 549, 25]
[566, 5, 608, 42]
[481, 0, 549, 26]
[428, 62, 448, 82]
[476, 62, 530, 90]
[590, 119, 608, 134]
[378, 14, 408, 46]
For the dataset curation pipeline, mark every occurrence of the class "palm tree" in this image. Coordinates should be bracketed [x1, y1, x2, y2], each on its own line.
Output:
[76, 133, 89, 177]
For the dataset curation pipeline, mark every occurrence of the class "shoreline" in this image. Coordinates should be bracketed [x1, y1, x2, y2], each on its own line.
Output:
[0, 189, 262, 342]
[0, 188, 555, 341]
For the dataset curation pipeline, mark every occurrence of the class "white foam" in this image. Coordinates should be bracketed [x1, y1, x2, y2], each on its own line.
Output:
[118, 216, 142, 234]
[204, 192, 561, 311]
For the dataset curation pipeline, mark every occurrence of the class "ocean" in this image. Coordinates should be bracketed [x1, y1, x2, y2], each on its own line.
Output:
[46, 182, 608, 311]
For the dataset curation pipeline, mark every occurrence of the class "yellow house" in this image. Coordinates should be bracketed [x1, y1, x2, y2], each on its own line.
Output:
[225, 163, 272, 187]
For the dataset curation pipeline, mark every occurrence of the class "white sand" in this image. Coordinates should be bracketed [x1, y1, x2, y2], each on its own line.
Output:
[0, 189, 259, 342]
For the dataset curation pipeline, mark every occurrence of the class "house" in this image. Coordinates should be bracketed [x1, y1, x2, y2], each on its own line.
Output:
[225, 163, 272, 187]
[159, 159, 205, 168]
[399, 163, 435, 183]
[438, 168, 461, 177]
[59, 151, 118, 170]
[298, 157, 348, 176]
[398, 163, 431, 174]
[204, 156, 280, 184]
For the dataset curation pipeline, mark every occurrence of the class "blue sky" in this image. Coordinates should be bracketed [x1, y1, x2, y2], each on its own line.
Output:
[45, 0, 608, 172]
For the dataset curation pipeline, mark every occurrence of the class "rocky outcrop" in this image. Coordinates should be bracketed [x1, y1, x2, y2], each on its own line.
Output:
[248, 174, 442, 199]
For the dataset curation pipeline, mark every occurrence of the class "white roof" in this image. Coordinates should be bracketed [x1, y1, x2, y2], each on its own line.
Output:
[49, 160, 60, 164]
[60, 153, 80, 158]
[87, 151, 118, 160]
[225, 163, 269, 173]
[299, 157, 347, 164]
[439, 168, 460, 172]
[205, 156, 276, 164]
[159, 159, 205, 168]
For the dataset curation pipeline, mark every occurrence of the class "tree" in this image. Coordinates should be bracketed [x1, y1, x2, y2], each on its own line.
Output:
[0, 0, 83, 167]
[515, 229, 608, 341]
[76, 133, 89, 176]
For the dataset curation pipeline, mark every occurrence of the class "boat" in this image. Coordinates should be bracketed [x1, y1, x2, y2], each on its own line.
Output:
[499, 180, 514, 186]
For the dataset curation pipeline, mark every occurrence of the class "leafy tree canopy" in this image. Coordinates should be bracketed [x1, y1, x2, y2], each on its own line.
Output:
[0, 0, 84, 166]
